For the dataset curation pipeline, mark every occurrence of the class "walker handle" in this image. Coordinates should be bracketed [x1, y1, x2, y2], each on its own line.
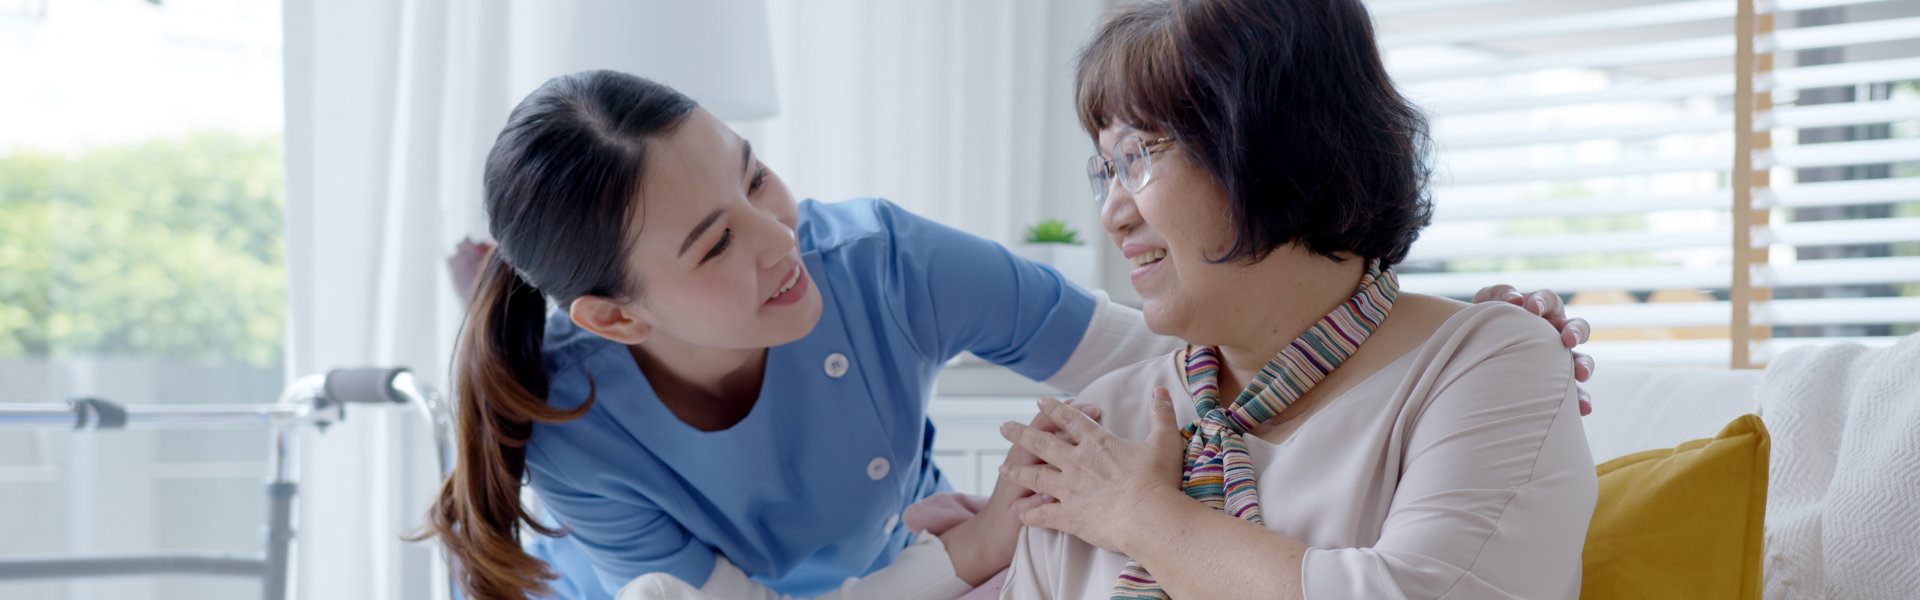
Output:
[322, 367, 411, 405]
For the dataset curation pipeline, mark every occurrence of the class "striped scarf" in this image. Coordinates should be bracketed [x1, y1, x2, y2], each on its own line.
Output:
[1113, 260, 1398, 599]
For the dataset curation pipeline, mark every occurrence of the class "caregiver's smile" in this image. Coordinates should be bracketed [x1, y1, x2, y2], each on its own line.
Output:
[764, 258, 809, 306]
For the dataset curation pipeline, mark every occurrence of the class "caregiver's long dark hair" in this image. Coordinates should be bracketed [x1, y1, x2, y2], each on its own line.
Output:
[421, 70, 696, 600]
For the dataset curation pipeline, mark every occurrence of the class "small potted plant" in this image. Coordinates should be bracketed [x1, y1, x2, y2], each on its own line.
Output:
[1013, 219, 1097, 290]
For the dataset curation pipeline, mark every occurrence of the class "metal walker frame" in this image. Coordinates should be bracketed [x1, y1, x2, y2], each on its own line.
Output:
[0, 367, 455, 600]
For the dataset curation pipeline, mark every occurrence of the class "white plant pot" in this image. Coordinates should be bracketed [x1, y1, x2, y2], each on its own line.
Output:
[1014, 242, 1099, 292]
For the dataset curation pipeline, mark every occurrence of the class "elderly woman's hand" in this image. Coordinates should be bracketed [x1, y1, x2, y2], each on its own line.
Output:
[998, 390, 1188, 553]
[936, 402, 1102, 584]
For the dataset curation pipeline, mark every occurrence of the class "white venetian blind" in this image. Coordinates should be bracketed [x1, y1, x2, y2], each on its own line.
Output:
[1374, 0, 1920, 368]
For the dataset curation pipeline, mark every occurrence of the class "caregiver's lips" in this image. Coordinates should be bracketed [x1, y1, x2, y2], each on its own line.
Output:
[766, 262, 809, 306]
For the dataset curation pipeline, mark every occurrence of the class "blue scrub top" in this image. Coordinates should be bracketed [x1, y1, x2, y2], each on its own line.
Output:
[522, 198, 1096, 598]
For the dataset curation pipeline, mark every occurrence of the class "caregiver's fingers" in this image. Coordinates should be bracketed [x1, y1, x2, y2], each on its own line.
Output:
[1007, 405, 1090, 468]
[1018, 500, 1071, 532]
[1561, 318, 1592, 349]
[1523, 289, 1566, 323]
[1037, 397, 1103, 443]
[1007, 492, 1054, 518]
[1573, 352, 1596, 382]
[1027, 399, 1101, 434]
[1001, 421, 1073, 464]
[1578, 389, 1593, 417]
[1000, 464, 1065, 497]
[1473, 284, 1519, 304]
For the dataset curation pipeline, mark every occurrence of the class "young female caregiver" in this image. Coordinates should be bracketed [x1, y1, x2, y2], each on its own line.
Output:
[422, 70, 1596, 600]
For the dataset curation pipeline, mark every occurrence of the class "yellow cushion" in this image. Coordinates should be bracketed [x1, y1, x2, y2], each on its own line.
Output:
[1582, 414, 1770, 600]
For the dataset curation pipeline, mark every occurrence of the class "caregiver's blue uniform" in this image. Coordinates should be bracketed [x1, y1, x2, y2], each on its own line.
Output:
[524, 198, 1097, 598]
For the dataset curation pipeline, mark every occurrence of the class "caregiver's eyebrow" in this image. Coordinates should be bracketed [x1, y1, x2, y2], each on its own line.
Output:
[741, 138, 754, 180]
[680, 209, 726, 258]
[677, 138, 755, 258]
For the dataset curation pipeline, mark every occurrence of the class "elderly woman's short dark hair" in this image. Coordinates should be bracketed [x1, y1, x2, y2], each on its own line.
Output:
[1076, 0, 1434, 268]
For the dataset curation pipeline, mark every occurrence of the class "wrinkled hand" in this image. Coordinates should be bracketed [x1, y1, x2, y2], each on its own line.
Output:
[998, 391, 1186, 553]
[938, 401, 1101, 584]
[1473, 285, 1596, 415]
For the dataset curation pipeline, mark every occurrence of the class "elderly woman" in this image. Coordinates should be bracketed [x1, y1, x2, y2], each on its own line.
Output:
[996, 1, 1599, 598]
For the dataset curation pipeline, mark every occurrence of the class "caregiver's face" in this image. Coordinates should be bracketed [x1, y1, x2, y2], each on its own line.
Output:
[1096, 123, 1240, 345]
[624, 108, 823, 348]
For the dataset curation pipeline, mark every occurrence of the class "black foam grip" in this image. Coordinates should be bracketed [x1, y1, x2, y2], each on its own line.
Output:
[323, 367, 410, 404]
[67, 397, 128, 429]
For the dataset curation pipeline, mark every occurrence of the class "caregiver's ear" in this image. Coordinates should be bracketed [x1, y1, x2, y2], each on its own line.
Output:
[569, 295, 652, 345]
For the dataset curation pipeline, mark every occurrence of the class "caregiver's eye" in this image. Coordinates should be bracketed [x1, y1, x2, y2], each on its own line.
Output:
[700, 229, 731, 265]
[749, 165, 768, 194]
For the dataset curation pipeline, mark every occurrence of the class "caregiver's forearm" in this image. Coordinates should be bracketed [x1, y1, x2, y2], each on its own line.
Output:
[1119, 495, 1309, 600]
[677, 532, 972, 600]
[1044, 291, 1183, 394]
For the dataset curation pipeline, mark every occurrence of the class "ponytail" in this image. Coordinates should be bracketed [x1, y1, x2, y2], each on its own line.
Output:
[422, 250, 592, 599]
[419, 69, 697, 599]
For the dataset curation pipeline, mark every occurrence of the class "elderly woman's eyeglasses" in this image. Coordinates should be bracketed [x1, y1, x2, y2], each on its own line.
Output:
[1087, 136, 1176, 206]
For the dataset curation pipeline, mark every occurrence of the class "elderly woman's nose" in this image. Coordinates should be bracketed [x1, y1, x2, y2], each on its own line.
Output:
[1101, 187, 1141, 237]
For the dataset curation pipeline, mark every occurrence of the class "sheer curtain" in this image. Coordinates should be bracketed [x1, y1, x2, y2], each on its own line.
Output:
[751, 0, 1130, 300]
[282, 0, 506, 598]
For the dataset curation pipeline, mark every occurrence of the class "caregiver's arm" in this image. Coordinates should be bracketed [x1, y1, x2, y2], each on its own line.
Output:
[548, 467, 983, 600]
[540, 470, 973, 600]
[1041, 292, 1184, 393]
[877, 199, 1106, 390]
[621, 533, 971, 600]
[621, 403, 1094, 600]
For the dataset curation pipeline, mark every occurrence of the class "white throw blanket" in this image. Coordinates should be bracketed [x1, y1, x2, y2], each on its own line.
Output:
[1758, 333, 1920, 599]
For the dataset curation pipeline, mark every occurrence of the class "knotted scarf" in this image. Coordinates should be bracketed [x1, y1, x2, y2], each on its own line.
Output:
[1113, 260, 1398, 599]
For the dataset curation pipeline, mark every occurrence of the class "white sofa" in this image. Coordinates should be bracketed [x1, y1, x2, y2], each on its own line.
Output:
[1577, 365, 1765, 463]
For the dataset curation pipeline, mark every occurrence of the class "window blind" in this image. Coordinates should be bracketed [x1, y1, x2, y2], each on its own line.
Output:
[1376, 0, 1920, 367]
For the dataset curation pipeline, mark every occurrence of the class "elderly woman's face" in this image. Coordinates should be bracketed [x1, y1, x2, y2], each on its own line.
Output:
[1095, 123, 1241, 344]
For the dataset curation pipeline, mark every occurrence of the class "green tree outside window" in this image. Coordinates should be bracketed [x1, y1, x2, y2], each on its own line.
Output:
[0, 130, 286, 365]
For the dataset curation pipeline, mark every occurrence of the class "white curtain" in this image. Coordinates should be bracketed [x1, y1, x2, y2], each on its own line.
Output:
[279, 1, 1128, 598]
[282, 0, 507, 598]
[752, 0, 1128, 298]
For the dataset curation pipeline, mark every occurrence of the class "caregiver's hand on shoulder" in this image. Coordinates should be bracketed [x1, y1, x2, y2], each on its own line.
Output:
[1473, 284, 1597, 416]
[998, 391, 1187, 553]
[937, 401, 1102, 585]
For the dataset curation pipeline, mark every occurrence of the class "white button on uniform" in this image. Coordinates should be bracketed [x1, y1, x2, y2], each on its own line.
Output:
[883, 513, 900, 532]
[824, 353, 850, 378]
[866, 456, 890, 480]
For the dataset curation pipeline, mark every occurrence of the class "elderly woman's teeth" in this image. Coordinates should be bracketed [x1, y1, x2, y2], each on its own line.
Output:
[1130, 248, 1167, 268]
